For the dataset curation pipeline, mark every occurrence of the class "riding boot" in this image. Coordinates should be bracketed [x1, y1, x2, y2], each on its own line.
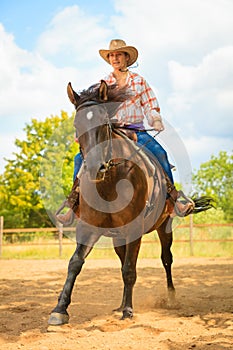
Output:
[169, 188, 195, 217]
[56, 178, 80, 226]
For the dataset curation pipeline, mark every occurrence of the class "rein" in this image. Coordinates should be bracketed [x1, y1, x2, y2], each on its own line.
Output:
[115, 126, 157, 133]
[113, 128, 161, 165]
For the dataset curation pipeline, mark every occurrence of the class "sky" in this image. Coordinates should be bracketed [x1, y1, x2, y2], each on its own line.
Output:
[0, 0, 233, 178]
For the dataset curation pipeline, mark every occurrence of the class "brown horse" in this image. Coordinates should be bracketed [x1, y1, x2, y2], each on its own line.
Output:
[48, 80, 214, 325]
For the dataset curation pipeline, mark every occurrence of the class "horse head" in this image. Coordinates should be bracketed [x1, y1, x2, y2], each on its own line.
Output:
[67, 80, 129, 182]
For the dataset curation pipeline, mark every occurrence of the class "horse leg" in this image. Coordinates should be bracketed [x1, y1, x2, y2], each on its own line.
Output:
[121, 237, 142, 320]
[112, 238, 126, 312]
[48, 242, 94, 325]
[156, 217, 175, 301]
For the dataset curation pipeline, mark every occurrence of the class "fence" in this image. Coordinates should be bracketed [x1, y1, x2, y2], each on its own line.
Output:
[0, 216, 232, 258]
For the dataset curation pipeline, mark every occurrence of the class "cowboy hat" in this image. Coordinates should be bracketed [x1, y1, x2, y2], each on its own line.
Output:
[99, 39, 138, 67]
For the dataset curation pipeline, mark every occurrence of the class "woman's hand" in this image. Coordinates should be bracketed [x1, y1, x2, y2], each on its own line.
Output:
[152, 119, 164, 131]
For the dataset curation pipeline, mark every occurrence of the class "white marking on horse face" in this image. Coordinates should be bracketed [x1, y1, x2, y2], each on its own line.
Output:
[86, 111, 93, 120]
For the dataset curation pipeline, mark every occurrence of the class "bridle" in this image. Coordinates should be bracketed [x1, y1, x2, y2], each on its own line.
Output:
[75, 100, 116, 181]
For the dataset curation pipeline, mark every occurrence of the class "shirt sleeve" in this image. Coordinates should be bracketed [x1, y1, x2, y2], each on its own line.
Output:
[140, 78, 162, 127]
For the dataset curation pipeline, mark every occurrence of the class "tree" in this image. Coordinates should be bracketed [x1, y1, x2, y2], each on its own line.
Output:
[193, 151, 233, 222]
[0, 111, 79, 228]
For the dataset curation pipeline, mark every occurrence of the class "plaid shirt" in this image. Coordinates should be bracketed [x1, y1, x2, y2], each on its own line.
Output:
[103, 71, 161, 127]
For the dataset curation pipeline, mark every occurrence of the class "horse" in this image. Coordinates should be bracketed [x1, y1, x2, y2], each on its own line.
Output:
[48, 80, 214, 325]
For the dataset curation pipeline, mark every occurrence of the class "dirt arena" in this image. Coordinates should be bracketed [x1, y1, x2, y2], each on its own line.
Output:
[0, 257, 232, 350]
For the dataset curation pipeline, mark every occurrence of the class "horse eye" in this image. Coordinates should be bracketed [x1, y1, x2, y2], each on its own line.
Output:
[86, 111, 93, 120]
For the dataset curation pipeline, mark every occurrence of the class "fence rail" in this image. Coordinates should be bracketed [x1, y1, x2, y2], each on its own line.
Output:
[0, 216, 232, 258]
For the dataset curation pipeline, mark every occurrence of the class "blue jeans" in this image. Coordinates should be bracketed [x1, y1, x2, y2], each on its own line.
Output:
[73, 131, 174, 184]
[73, 153, 83, 181]
[136, 131, 174, 184]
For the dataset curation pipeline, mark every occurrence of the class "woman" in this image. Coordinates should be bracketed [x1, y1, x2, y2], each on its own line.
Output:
[57, 39, 194, 224]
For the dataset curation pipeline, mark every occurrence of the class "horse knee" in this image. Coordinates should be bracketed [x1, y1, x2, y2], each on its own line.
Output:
[161, 246, 173, 264]
[162, 254, 173, 269]
[122, 266, 136, 285]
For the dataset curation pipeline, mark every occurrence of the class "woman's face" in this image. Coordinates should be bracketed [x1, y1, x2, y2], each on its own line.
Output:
[108, 51, 128, 71]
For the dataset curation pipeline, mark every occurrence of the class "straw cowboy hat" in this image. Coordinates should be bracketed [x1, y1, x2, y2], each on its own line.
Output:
[99, 39, 138, 67]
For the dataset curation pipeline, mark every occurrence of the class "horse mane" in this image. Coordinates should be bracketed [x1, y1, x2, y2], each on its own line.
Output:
[78, 82, 132, 105]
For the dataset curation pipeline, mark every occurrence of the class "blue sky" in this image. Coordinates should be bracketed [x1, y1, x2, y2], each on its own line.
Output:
[0, 0, 233, 184]
[1, 0, 115, 50]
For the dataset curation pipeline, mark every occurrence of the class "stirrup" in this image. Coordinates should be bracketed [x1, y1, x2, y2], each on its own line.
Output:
[174, 191, 195, 217]
[55, 200, 69, 216]
[56, 209, 75, 226]
[177, 190, 195, 204]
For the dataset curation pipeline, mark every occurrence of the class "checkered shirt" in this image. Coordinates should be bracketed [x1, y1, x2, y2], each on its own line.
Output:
[103, 71, 161, 126]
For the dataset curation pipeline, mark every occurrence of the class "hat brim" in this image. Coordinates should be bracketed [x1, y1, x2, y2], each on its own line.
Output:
[99, 46, 138, 67]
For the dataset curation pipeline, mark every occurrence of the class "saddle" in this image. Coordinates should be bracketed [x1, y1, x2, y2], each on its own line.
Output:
[119, 129, 137, 142]
[114, 128, 167, 215]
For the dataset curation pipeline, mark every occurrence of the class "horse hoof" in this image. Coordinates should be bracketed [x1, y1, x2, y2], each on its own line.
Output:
[121, 307, 133, 320]
[48, 312, 69, 325]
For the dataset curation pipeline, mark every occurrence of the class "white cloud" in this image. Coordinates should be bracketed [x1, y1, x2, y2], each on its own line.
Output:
[36, 5, 112, 66]
[169, 46, 233, 91]
[0, 20, 108, 130]
[0, 24, 75, 122]
[113, 0, 233, 58]
[183, 135, 233, 171]
[0, 132, 24, 161]
[167, 46, 233, 138]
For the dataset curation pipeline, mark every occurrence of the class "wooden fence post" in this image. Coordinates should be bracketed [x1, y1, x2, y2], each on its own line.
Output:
[189, 214, 194, 256]
[58, 223, 63, 258]
[0, 216, 3, 257]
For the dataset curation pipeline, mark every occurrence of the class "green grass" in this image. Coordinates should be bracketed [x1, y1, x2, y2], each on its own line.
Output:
[1, 226, 232, 259]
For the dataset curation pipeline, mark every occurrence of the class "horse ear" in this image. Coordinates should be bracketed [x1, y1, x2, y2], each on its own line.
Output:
[67, 82, 80, 105]
[99, 80, 108, 101]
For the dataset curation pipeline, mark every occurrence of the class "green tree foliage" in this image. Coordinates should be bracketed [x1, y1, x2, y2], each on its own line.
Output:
[0, 111, 79, 228]
[193, 151, 233, 222]
[192, 208, 226, 224]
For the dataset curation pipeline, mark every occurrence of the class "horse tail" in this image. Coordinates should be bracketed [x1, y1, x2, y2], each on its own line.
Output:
[191, 195, 216, 214]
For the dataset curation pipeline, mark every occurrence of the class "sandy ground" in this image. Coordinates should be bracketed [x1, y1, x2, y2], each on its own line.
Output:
[0, 257, 232, 350]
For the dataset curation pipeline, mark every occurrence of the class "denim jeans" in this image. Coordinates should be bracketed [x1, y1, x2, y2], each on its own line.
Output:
[136, 131, 174, 184]
[73, 152, 83, 181]
[73, 131, 174, 184]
